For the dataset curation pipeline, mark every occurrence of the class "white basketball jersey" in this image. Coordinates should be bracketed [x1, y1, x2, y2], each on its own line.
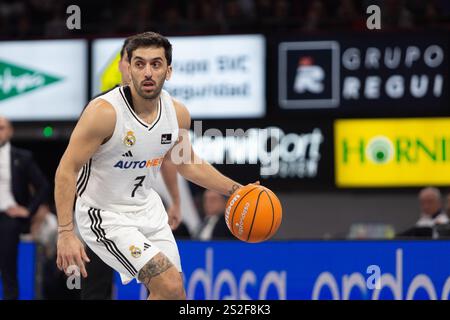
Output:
[77, 86, 179, 213]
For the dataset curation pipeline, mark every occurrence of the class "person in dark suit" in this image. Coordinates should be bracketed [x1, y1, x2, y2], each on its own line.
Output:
[196, 190, 235, 240]
[0, 116, 50, 300]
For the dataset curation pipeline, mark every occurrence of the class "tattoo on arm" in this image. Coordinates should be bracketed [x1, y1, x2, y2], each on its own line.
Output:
[228, 184, 240, 195]
[138, 253, 173, 285]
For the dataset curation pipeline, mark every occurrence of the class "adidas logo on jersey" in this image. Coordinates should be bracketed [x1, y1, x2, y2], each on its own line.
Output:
[122, 151, 133, 157]
[161, 133, 172, 144]
[143, 243, 151, 251]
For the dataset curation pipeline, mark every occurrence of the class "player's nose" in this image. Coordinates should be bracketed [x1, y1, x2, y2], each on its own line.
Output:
[144, 63, 153, 77]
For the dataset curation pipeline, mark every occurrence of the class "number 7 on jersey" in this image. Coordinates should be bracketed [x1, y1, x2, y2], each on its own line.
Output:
[132, 176, 146, 197]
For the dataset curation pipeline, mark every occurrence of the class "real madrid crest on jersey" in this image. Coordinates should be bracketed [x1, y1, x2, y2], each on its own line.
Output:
[129, 245, 142, 258]
[123, 130, 136, 147]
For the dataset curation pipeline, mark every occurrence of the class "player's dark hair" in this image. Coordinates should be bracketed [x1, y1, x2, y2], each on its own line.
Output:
[126, 31, 172, 65]
[120, 36, 132, 59]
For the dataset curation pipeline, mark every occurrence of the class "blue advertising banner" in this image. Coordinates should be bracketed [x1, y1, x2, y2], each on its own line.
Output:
[114, 240, 450, 300]
[2, 240, 450, 300]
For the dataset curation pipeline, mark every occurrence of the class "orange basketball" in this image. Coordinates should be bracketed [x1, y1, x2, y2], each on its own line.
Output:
[225, 184, 282, 243]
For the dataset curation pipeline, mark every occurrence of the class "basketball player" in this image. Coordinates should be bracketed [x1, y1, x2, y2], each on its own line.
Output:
[119, 37, 181, 232]
[55, 32, 248, 300]
[80, 36, 183, 300]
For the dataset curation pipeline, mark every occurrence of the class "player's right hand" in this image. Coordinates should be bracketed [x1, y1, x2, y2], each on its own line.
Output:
[56, 232, 90, 278]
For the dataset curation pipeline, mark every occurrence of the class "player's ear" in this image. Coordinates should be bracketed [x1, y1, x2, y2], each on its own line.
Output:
[166, 65, 172, 81]
[127, 63, 132, 80]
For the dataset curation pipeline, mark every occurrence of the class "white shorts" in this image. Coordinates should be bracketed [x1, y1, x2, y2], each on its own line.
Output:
[75, 198, 182, 285]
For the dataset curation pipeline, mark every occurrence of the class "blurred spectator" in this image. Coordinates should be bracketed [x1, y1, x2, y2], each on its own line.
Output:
[423, 1, 440, 27]
[116, 5, 137, 34]
[0, 0, 449, 40]
[0, 0, 25, 38]
[34, 206, 79, 300]
[224, 0, 243, 21]
[255, 0, 272, 21]
[135, 0, 153, 33]
[0, 116, 50, 300]
[416, 187, 448, 227]
[336, 0, 365, 30]
[304, 0, 327, 31]
[274, 0, 289, 20]
[31, 203, 67, 300]
[184, 0, 223, 33]
[239, 0, 256, 18]
[162, 6, 183, 34]
[172, 221, 192, 239]
[31, 203, 58, 256]
[397, 187, 449, 239]
[446, 192, 450, 217]
[195, 190, 234, 240]
[221, 0, 252, 32]
[433, 191, 450, 238]
[268, 0, 294, 32]
[382, 0, 414, 29]
[44, 2, 70, 38]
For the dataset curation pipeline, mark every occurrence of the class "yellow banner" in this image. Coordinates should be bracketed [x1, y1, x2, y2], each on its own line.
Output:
[100, 52, 122, 93]
[335, 118, 450, 187]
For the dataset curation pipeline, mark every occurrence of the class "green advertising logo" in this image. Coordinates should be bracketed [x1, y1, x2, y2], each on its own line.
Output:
[0, 60, 62, 101]
[342, 136, 448, 165]
[366, 136, 394, 164]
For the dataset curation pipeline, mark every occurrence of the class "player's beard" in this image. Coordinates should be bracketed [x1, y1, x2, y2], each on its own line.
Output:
[131, 76, 163, 100]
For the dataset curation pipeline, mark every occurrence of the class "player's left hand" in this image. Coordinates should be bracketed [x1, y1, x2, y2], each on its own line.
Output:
[168, 202, 182, 230]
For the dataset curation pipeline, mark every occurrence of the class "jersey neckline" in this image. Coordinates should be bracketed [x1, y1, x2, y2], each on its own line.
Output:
[119, 86, 162, 131]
